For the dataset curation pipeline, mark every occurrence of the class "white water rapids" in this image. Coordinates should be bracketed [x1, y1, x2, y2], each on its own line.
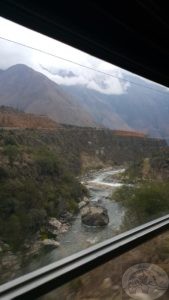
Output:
[87, 168, 125, 188]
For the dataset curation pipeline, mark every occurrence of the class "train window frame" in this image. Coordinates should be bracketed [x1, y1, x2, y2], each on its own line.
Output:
[1, 214, 169, 299]
[1, 3, 169, 298]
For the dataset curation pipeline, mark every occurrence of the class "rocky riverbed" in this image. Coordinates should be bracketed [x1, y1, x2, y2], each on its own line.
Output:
[0, 167, 125, 284]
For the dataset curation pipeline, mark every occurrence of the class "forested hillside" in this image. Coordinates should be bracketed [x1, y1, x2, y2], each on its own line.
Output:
[0, 129, 87, 251]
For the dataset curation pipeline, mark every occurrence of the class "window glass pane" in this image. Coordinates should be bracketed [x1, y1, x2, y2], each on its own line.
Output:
[0, 16, 169, 285]
[39, 230, 169, 300]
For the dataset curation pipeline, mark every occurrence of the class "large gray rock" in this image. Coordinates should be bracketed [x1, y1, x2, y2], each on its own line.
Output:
[81, 205, 109, 226]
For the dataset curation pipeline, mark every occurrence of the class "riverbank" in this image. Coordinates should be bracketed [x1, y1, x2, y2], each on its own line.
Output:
[22, 167, 125, 274]
[0, 167, 125, 285]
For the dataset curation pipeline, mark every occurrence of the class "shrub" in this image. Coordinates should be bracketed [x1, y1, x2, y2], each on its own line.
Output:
[3, 145, 19, 166]
[4, 136, 17, 146]
[114, 182, 169, 228]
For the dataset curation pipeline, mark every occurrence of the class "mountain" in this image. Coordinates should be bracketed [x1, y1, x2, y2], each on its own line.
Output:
[0, 64, 96, 127]
[0, 64, 169, 139]
[61, 85, 132, 131]
[61, 76, 169, 138]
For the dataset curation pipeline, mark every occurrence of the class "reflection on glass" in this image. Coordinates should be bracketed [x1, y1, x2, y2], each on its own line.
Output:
[39, 230, 169, 300]
[0, 16, 169, 285]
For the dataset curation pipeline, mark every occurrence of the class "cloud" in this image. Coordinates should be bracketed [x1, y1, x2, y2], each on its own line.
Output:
[3, 16, 167, 95]
[0, 16, 131, 95]
[38, 55, 130, 94]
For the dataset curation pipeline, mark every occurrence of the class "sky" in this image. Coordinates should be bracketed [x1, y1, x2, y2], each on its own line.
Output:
[0, 16, 132, 95]
[0, 17, 167, 95]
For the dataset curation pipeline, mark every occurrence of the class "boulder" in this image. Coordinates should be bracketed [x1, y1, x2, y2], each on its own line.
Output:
[59, 223, 70, 233]
[48, 218, 62, 230]
[48, 218, 70, 235]
[42, 239, 60, 248]
[81, 205, 109, 226]
[83, 196, 90, 204]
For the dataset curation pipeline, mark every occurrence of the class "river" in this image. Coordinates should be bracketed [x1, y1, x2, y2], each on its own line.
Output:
[25, 167, 125, 272]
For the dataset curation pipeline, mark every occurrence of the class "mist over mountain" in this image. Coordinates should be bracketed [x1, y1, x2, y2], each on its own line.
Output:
[61, 74, 169, 138]
[0, 64, 169, 139]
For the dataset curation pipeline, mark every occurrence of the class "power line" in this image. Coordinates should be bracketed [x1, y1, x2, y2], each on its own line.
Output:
[0, 35, 169, 95]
